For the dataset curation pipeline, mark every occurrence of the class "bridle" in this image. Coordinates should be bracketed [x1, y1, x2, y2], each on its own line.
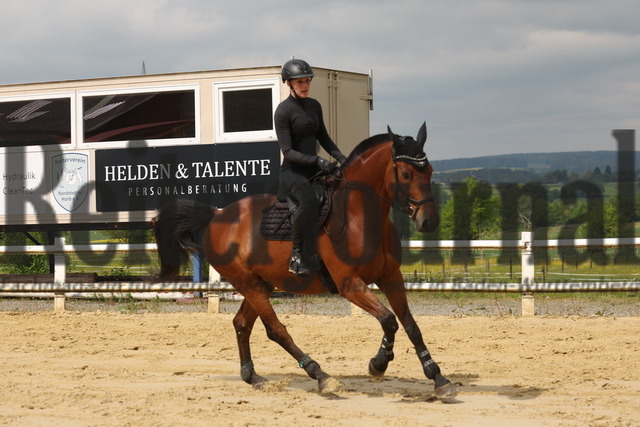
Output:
[329, 147, 436, 220]
[392, 150, 435, 221]
[323, 142, 436, 238]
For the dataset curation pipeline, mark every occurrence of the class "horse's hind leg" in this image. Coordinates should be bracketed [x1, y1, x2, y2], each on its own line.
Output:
[233, 299, 267, 389]
[382, 273, 457, 400]
[240, 284, 339, 393]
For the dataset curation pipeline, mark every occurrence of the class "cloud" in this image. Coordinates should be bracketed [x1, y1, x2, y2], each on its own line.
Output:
[0, 0, 638, 159]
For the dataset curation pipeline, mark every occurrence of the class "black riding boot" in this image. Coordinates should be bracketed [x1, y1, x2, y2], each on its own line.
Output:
[287, 191, 319, 276]
[289, 241, 311, 276]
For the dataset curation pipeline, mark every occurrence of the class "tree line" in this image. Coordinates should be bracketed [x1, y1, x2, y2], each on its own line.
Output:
[395, 175, 639, 241]
[434, 164, 625, 186]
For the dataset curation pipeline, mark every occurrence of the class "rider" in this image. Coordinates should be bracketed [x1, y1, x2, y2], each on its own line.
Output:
[274, 58, 347, 276]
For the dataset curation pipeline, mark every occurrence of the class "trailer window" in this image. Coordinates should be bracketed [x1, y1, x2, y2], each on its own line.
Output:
[214, 79, 279, 142]
[0, 97, 71, 147]
[222, 88, 272, 132]
[82, 89, 196, 143]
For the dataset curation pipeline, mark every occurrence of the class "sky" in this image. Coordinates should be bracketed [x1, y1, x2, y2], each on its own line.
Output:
[1, 0, 639, 160]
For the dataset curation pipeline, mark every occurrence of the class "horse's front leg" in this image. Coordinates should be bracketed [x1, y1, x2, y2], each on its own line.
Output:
[382, 272, 458, 400]
[338, 277, 399, 377]
[368, 315, 398, 377]
[407, 321, 458, 400]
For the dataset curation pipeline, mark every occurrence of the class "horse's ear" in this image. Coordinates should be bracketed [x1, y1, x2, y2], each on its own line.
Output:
[387, 125, 395, 141]
[417, 121, 427, 147]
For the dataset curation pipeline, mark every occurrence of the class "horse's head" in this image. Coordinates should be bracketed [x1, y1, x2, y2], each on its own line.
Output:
[387, 122, 440, 233]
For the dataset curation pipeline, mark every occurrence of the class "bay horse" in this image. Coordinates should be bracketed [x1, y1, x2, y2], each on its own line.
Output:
[154, 123, 457, 400]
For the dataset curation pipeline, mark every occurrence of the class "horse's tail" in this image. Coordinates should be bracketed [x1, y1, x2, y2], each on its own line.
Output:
[153, 198, 215, 280]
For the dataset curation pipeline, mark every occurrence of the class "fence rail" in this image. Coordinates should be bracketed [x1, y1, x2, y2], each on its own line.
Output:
[402, 236, 640, 249]
[1, 233, 639, 315]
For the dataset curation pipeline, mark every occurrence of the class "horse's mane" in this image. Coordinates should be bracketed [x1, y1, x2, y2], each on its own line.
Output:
[342, 133, 390, 168]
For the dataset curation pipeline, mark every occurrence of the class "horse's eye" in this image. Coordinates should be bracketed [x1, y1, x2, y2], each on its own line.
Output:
[402, 171, 411, 180]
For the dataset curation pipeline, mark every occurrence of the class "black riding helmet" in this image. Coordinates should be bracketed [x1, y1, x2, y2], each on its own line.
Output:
[281, 59, 314, 82]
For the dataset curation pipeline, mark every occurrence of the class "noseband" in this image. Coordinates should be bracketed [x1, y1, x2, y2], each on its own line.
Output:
[392, 151, 435, 221]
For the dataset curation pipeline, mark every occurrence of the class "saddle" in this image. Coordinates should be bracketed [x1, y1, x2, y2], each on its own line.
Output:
[260, 179, 333, 241]
[259, 177, 340, 294]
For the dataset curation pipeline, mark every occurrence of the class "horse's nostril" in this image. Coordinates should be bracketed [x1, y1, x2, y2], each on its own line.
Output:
[419, 217, 438, 233]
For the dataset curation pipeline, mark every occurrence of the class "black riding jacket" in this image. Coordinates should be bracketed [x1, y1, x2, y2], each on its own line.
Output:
[274, 95, 343, 179]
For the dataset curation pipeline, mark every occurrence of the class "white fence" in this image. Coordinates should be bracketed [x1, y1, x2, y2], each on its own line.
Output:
[1, 233, 639, 315]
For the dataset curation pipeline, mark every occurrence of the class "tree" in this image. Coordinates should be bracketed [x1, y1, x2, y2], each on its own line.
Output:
[603, 198, 618, 238]
[439, 177, 500, 240]
[602, 165, 615, 182]
[592, 166, 603, 181]
[540, 169, 568, 185]
[0, 232, 50, 274]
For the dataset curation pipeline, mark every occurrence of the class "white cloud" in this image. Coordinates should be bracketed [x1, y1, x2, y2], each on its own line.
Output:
[0, 0, 638, 159]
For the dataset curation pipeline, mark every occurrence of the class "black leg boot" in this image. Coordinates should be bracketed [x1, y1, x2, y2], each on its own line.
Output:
[289, 242, 311, 275]
[289, 244, 310, 276]
[289, 221, 311, 276]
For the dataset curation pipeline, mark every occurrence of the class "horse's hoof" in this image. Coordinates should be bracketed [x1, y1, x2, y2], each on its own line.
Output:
[319, 376, 341, 394]
[368, 358, 385, 377]
[251, 375, 268, 390]
[434, 381, 458, 402]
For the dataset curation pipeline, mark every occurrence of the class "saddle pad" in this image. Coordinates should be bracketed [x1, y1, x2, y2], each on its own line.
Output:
[260, 196, 331, 241]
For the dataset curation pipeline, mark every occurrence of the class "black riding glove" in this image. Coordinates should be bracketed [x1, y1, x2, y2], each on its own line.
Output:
[316, 157, 337, 174]
[334, 154, 348, 166]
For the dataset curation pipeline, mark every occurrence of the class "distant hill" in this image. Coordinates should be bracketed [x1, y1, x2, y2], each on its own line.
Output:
[431, 151, 640, 176]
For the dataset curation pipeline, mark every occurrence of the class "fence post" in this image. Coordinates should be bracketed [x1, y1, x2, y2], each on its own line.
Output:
[520, 232, 535, 317]
[53, 237, 67, 312]
[207, 292, 220, 314]
[206, 265, 221, 314]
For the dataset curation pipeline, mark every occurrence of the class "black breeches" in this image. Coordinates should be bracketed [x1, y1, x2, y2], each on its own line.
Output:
[279, 170, 320, 257]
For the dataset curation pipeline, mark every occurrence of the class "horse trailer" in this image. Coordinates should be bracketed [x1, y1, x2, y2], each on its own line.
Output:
[0, 65, 372, 231]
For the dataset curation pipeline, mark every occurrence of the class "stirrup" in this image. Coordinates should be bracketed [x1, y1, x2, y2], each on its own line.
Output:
[289, 254, 310, 276]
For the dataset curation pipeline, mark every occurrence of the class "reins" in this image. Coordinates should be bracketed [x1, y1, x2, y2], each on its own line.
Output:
[325, 151, 435, 237]
[280, 140, 435, 238]
[334, 152, 434, 216]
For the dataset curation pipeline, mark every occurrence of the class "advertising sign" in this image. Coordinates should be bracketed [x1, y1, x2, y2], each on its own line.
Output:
[1, 151, 46, 216]
[51, 153, 90, 214]
[95, 141, 280, 212]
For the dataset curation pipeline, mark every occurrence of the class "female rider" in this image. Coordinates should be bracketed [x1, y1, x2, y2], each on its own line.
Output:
[274, 59, 347, 275]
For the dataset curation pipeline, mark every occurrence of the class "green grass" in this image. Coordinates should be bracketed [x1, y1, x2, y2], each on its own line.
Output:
[401, 247, 640, 283]
[66, 251, 162, 276]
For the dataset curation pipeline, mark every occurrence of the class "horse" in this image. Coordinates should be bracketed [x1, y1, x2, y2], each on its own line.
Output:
[153, 123, 457, 400]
